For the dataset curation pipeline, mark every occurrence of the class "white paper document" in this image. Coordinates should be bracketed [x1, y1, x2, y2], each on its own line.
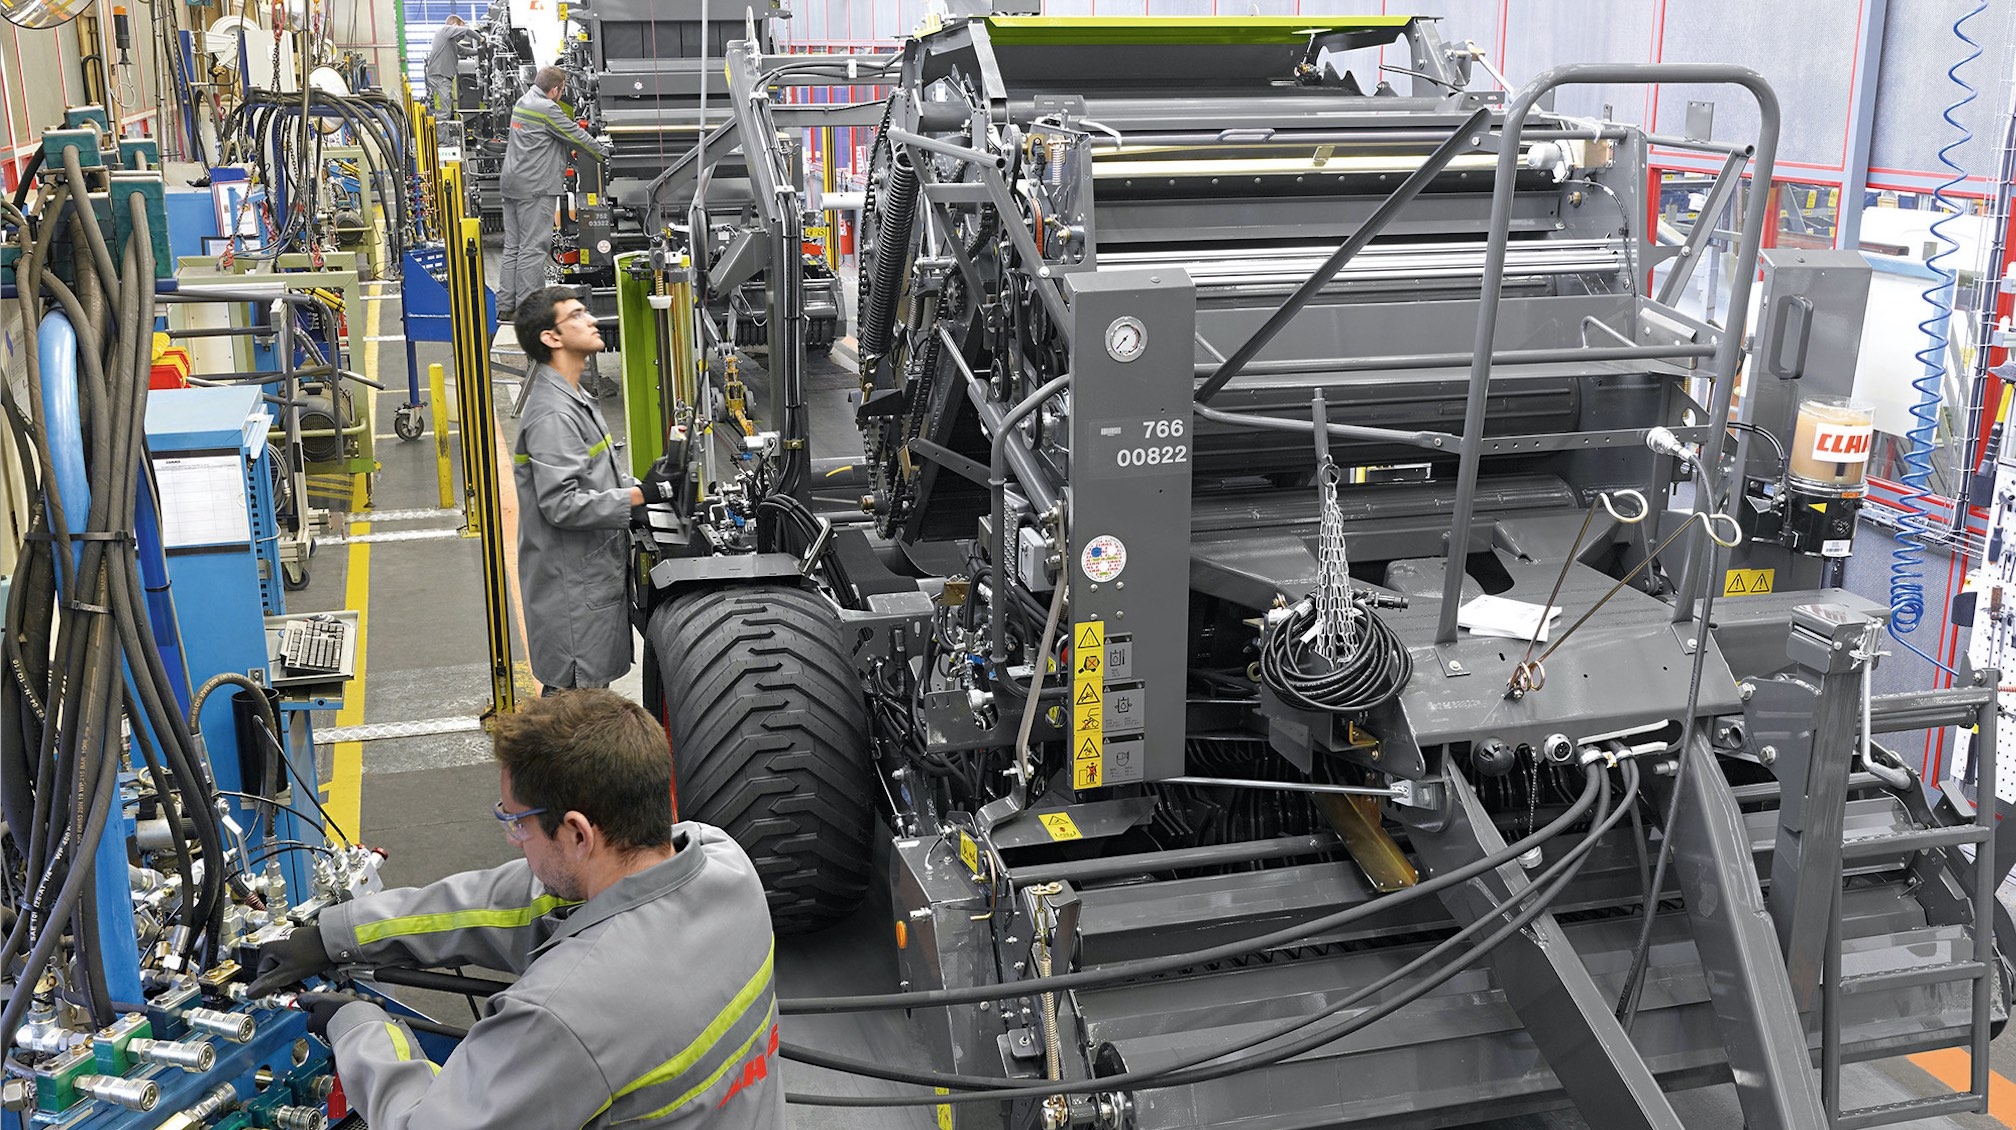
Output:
[1458, 595, 1563, 643]
[154, 455, 250, 548]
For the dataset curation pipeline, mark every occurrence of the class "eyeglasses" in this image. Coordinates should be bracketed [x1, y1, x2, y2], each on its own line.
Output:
[493, 800, 549, 843]
[561, 307, 599, 326]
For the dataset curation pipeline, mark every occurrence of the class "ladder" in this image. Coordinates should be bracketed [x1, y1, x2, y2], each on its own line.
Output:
[1818, 676, 2000, 1129]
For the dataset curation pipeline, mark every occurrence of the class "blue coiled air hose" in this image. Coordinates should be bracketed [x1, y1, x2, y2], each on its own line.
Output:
[1889, 0, 1986, 673]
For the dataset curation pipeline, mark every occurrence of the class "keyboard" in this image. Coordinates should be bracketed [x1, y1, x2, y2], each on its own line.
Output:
[279, 615, 347, 673]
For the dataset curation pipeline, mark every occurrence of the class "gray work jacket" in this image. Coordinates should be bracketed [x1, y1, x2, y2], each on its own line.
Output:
[320, 823, 786, 1129]
[424, 25, 475, 89]
[513, 362, 634, 688]
[501, 86, 603, 200]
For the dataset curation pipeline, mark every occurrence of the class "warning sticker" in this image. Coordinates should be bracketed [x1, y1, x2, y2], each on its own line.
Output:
[1074, 762, 1102, 789]
[1723, 568, 1775, 597]
[957, 832, 980, 876]
[1037, 813, 1082, 841]
[1075, 621, 1106, 652]
[1074, 682, 1104, 708]
[1081, 535, 1127, 583]
[1072, 619, 1106, 788]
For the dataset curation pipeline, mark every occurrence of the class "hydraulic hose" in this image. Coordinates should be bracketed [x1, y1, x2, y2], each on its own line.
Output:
[785, 763, 1636, 1105]
[780, 765, 1603, 1014]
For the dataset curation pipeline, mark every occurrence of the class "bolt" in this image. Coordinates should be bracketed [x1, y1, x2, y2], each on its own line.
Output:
[1116, 581, 1124, 590]
[1518, 847, 1545, 870]
[1447, 661, 1465, 674]
[1739, 681, 1754, 701]
[1760, 744, 1778, 766]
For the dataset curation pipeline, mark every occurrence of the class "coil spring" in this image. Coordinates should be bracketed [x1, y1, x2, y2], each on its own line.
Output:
[859, 147, 919, 364]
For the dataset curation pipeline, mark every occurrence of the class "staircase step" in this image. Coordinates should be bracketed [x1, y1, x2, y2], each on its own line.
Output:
[1838, 959, 1986, 996]
[1835, 1090, 1983, 1129]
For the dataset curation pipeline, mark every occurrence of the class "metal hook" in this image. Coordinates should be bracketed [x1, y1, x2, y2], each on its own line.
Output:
[1700, 510, 1743, 548]
[1598, 489, 1650, 525]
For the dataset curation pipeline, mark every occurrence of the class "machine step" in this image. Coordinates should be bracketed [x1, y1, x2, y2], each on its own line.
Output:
[1833, 1090, 1984, 1129]
[1837, 959, 1986, 996]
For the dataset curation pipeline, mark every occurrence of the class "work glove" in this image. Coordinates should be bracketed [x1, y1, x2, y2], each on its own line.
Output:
[597, 141, 617, 161]
[246, 926, 335, 997]
[639, 459, 680, 504]
[294, 992, 356, 1043]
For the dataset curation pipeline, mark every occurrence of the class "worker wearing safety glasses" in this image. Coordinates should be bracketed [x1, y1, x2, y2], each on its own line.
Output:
[245, 690, 784, 1128]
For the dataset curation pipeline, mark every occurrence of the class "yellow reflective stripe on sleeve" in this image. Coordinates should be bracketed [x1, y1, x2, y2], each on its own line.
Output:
[593, 942, 775, 1117]
[384, 1022, 441, 1076]
[353, 893, 580, 945]
[513, 453, 531, 464]
[632, 1001, 775, 1121]
[588, 434, 611, 458]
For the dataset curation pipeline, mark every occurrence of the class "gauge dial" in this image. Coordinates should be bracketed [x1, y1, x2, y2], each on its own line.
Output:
[1105, 316, 1146, 363]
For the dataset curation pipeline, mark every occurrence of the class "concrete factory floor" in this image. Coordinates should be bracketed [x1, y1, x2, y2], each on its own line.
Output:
[282, 263, 2016, 1128]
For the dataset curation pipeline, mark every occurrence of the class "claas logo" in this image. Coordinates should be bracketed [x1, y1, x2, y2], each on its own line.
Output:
[1812, 428, 1870, 459]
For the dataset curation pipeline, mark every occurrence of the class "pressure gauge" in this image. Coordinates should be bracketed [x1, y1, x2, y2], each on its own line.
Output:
[1105, 316, 1146, 363]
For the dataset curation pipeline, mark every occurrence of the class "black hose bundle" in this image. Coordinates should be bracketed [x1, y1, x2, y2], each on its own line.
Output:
[1258, 597, 1413, 713]
[0, 152, 233, 1059]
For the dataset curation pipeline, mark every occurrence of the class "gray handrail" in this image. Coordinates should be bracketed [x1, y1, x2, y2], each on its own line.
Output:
[1435, 64, 1781, 645]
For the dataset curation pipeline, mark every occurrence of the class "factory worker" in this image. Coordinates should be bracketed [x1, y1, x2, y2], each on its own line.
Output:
[423, 15, 477, 119]
[498, 66, 613, 315]
[504, 286, 675, 692]
[246, 690, 785, 1129]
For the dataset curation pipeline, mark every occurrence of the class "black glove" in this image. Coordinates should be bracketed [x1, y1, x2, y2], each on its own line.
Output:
[246, 926, 334, 997]
[295, 992, 355, 1043]
[639, 460, 680, 504]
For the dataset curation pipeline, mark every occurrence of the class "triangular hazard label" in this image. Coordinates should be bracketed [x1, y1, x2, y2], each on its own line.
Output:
[1809, 502, 1827, 514]
[1754, 572, 1771, 593]
[1077, 738, 1099, 760]
[1076, 625, 1102, 650]
[1076, 683, 1101, 705]
[1726, 573, 1748, 595]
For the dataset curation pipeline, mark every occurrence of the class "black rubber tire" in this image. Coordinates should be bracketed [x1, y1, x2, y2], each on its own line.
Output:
[648, 584, 874, 934]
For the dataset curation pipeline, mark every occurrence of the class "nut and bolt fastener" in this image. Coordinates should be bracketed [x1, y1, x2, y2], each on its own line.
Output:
[1760, 745, 1778, 765]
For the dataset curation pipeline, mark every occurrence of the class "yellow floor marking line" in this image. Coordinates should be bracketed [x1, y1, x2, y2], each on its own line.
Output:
[321, 296, 387, 840]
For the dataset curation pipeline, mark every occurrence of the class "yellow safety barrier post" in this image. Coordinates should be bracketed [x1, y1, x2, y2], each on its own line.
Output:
[435, 138, 516, 717]
[429, 361, 454, 509]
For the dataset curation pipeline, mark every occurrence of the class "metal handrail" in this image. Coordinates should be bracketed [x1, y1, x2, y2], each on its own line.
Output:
[1435, 64, 1782, 645]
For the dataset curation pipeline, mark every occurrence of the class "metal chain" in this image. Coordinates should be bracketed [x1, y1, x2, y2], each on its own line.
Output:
[1314, 461, 1358, 658]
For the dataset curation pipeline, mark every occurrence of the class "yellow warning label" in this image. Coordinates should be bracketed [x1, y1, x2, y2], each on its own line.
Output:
[1072, 619, 1105, 786]
[1723, 568, 1775, 597]
[957, 832, 979, 875]
[1037, 813, 1083, 841]
[586, 192, 599, 206]
[1074, 621, 1105, 653]
[806, 225, 831, 238]
[935, 1088, 952, 1130]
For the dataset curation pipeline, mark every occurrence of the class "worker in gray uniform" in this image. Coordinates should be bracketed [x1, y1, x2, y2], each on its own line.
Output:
[245, 690, 785, 1129]
[499, 66, 611, 315]
[422, 15, 476, 119]
[504, 286, 675, 691]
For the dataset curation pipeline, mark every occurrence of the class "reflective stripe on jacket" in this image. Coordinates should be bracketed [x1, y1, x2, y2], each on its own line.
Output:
[500, 86, 601, 200]
[320, 823, 786, 1129]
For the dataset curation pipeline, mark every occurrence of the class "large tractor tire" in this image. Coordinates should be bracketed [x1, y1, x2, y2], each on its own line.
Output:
[648, 584, 875, 934]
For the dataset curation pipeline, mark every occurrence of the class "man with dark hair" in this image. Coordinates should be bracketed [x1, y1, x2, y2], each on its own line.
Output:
[508, 286, 674, 691]
[498, 65, 612, 315]
[245, 690, 784, 1128]
[423, 14, 476, 119]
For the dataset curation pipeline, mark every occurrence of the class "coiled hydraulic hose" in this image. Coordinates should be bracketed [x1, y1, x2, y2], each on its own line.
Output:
[1889, 0, 1985, 672]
